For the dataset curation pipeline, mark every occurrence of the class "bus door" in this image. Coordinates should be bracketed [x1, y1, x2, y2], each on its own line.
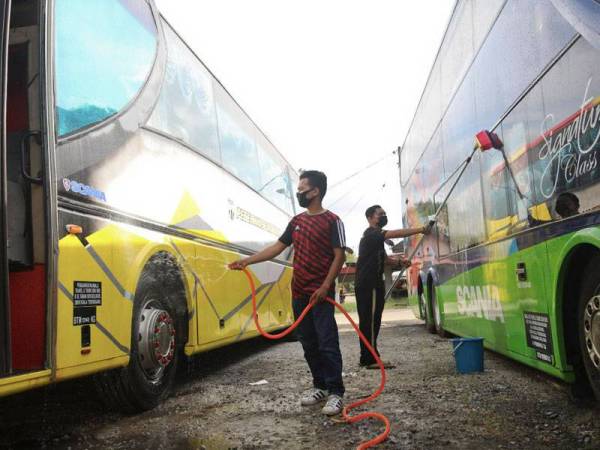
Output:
[2, 0, 48, 375]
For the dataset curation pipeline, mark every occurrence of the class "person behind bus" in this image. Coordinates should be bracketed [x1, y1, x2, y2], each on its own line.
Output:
[355, 205, 431, 369]
[555, 192, 580, 218]
[228, 170, 347, 416]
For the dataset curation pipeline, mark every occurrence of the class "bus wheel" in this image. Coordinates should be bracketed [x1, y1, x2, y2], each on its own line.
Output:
[96, 263, 185, 412]
[578, 260, 600, 399]
[431, 287, 449, 338]
[419, 291, 427, 321]
[422, 291, 436, 334]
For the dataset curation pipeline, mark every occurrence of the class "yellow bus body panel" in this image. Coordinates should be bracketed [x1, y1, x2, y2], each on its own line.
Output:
[52, 219, 293, 381]
[0, 370, 51, 396]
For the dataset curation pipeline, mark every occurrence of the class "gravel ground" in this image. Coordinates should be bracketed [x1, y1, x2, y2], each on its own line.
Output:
[1, 309, 599, 450]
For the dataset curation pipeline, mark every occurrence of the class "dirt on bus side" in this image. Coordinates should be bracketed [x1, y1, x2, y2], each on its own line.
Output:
[0, 308, 599, 449]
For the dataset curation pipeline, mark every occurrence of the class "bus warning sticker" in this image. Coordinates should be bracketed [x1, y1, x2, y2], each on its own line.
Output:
[524, 312, 553, 364]
[73, 281, 101, 326]
[73, 281, 102, 306]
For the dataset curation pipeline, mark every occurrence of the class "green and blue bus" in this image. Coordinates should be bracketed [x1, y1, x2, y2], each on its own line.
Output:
[400, 0, 600, 397]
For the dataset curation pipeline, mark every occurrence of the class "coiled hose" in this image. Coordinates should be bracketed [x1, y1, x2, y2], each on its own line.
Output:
[240, 268, 391, 450]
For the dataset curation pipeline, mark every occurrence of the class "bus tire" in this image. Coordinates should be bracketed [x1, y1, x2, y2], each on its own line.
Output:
[419, 290, 427, 322]
[96, 255, 187, 412]
[577, 256, 600, 400]
[431, 286, 450, 338]
[422, 291, 436, 334]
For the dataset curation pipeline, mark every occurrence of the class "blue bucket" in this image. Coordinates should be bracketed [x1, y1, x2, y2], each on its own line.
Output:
[451, 337, 484, 374]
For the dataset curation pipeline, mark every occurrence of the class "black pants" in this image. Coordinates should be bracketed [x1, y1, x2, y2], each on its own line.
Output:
[355, 284, 385, 365]
[292, 296, 345, 396]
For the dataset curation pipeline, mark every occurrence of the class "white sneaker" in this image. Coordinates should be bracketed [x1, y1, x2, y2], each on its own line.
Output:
[300, 388, 328, 406]
[321, 394, 343, 416]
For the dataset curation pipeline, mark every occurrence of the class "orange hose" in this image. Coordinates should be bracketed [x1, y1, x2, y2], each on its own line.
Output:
[241, 268, 391, 450]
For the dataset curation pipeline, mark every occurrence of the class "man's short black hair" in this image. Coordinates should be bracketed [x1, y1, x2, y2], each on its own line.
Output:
[365, 205, 382, 218]
[300, 170, 327, 199]
[555, 192, 580, 218]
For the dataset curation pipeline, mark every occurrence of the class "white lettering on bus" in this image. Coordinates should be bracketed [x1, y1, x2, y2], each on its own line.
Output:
[456, 284, 505, 323]
[538, 77, 600, 199]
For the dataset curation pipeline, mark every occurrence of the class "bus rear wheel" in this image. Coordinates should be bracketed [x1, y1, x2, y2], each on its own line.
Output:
[577, 257, 600, 400]
[421, 291, 436, 334]
[431, 287, 450, 338]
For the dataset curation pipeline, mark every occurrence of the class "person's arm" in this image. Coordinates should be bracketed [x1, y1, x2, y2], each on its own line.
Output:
[228, 241, 288, 270]
[229, 220, 293, 270]
[310, 247, 346, 303]
[386, 254, 411, 268]
[383, 226, 428, 239]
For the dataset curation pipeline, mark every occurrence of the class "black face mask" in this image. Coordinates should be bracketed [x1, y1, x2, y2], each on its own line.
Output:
[296, 190, 313, 208]
[377, 215, 388, 228]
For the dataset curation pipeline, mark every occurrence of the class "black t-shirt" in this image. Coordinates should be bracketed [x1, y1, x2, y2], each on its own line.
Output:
[355, 227, 386, 289]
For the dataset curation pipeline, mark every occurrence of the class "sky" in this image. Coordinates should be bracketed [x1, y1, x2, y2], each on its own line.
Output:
[155, 0, 455, 252]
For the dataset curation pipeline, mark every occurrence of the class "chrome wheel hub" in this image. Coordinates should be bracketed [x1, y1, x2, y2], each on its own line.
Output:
[138, 302, 176, 379]
[584, 295, 600, 369]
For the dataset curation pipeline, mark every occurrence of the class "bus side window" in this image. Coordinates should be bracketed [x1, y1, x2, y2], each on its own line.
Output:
[446, 153, 486, 252]
[147, 22, 220, 163]
[256, 136, 294, 214]
[55, 0, 158, 137]
[214, 83, 262, 191]
[537, 38, 600, 216]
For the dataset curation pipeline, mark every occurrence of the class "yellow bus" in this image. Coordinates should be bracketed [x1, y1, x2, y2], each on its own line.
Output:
[1, 0, 296, 411]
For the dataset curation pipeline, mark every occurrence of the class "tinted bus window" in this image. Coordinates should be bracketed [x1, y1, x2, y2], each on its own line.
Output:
[500, 96, 540, 231]
[473, 0, 574, 129]
[442, 73, 477, 177]
[536, 38, 600, 214]
[420, 129, 443, 217]
[214, 83, 261, 190]
[55, 0, 157, 136]
[446, 153, 486, 252]
[147, 23, 220, 163]
[255, 135, 294, 214]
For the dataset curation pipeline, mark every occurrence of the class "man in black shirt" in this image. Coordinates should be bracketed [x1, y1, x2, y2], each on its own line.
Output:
[355, 205, 430, 368]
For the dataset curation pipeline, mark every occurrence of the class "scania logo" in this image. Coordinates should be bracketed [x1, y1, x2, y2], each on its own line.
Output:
[61, 178, 106, 202]
[456, 284, 505, 323]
